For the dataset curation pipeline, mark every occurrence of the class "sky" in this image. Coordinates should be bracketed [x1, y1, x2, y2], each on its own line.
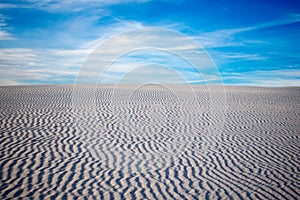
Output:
[0, 0, 299, 86]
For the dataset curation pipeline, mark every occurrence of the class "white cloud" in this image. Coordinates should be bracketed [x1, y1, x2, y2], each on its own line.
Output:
[0, 30, 15, 40]
[0, 48, 92, 85]
[0, 3, 22, 9]
[0, 14, 15, 40]
[222, 69, 300, 87]
[100, 63, 218, 84]
[0, 0, 152, 12]
[81, 20, 145, 49]
[217, 52, 268, 63]
[0, 79, 23, 86]
[0, 48, 40, 67]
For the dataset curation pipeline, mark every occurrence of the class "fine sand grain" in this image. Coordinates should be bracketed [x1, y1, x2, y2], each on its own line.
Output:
[0, 85, 299, 199]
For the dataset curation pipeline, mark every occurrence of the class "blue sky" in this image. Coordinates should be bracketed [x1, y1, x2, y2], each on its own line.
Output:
[0, 0, 299, 86]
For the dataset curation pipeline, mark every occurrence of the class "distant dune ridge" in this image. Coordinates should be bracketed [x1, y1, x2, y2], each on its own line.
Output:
[0, 85, 300, 199]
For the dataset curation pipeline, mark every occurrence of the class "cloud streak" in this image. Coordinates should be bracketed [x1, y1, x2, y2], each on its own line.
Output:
[0, 0, 152, 12]
[0, 48, 91, 84]
[195, 13, 300, 48]
[0, 14, 15, 40]
[75, 28, 221, 85]
[222, 69, 300, 87]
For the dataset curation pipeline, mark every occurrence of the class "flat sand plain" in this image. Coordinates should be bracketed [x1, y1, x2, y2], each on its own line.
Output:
[0, 85, 299, 199]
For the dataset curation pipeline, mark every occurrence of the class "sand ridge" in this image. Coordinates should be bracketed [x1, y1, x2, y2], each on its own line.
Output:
[0, 85, 300, 199]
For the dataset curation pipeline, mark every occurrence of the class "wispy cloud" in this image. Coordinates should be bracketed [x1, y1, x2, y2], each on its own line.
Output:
[195, 13, 300, 48]
[220, 53, 267, 61]
[0, 48, 40, 68]
[0, 0, 152, 12]
[0, 14, 15, 40]
[222, 69, 300, 87]
[0, 48, 91, 84]
[0, 30, 14, 40]
[0, 19, 149, 85]
[0, 79, 22, 86]
[0, 3, 22, 9]
[75, 28, 221, 84]
[247, 13, 300, 31]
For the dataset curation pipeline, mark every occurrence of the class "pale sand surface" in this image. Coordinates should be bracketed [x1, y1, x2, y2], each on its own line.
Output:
[0, 85, 299, 199]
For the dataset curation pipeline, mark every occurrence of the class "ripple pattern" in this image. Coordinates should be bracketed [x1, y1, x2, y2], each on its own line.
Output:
[1, 85, 299, 199]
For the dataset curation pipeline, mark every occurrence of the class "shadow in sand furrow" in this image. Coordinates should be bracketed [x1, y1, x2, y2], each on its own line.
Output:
[147, 168, 202, 199]
[1, 158, 109, 199]
[198, 143, 298, 184]
[192, 151, 285, 199]
[207, 158, 295, 199]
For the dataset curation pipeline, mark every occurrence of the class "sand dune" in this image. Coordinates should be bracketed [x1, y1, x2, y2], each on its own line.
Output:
[1, 85, 299, 199]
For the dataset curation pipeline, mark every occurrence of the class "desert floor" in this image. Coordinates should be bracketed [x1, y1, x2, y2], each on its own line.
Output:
[1, 85, 299, 199]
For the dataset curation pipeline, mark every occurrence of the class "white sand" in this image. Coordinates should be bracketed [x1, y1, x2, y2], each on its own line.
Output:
[0, 85, 299, 199]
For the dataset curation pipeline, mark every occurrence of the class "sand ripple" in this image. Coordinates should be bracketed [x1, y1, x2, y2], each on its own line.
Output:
[1, 85, 299, 199]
